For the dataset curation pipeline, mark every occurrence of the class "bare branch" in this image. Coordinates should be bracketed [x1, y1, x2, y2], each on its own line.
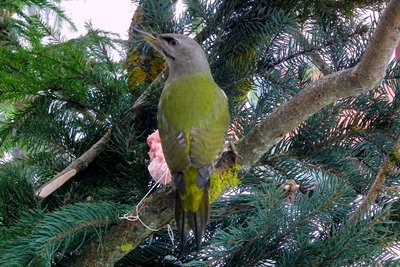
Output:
[36, 169, 77, 198]
[293, 30, 332, 75]
[35, 129, 112, 198]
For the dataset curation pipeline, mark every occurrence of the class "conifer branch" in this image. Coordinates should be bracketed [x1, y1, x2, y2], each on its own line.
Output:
[351, 138, 400, 220]
[235, 0, 400, 168]
[34, 70, 166, 199]
[336, 0, 387, 8]
[272, 25, 369, 69]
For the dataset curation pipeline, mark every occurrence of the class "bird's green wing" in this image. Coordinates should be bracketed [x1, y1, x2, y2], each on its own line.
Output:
[189, 90, 230, 169]
[157, 113, 191, 172]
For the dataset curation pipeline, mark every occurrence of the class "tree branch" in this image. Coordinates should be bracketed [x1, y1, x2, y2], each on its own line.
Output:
[35, 129, 112, 198]
[293, 30, 332, 75]
[235, 0, 400, 168]
[78, 187, 174, 267]
[351, 138, 400, 220]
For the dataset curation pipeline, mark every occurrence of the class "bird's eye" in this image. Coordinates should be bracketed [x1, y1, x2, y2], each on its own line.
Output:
[167, 38, 179, 47]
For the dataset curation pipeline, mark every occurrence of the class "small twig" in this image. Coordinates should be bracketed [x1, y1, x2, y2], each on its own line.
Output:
[35, 129, 112, 198]
[293, 30, 332, 75]
[351, 138, 400, 220]
[36, 169, 77, 198]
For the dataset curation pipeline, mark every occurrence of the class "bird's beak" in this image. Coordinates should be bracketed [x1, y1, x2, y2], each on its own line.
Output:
[133, 28, 158, 42]
[133, 28, 175, 61]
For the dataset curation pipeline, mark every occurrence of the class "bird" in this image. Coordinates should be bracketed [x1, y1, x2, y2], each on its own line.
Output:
[135, 28, 230, 251]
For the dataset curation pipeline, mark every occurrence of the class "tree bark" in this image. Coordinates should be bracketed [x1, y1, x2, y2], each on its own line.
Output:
[79, 187, 174, 267]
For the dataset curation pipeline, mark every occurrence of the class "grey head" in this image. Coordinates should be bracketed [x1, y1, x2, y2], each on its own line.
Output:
[134, 29, 212, 86]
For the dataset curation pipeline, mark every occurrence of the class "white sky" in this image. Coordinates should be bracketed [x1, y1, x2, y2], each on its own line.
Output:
[60, 0, 135, 39]
[59, 0, 185, 39]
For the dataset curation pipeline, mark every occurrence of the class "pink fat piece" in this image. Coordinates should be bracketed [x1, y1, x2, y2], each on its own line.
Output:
[147, 130, 172, 185]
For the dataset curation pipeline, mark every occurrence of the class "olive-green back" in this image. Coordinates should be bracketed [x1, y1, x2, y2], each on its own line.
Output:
[158, 74, 229, 171]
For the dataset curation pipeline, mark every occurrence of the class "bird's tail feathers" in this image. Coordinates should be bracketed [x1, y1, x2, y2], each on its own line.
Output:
[175, 186, 210, 252]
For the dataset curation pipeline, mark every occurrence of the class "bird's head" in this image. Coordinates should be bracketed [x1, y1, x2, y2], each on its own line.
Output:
[134, 29, 211, 80]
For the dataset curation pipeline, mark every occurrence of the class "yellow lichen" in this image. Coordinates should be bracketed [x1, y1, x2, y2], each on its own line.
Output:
[120, 243, 133, 253]
[150, 57, 166, 80]
[128, 66, 147, 89]
[126, 51, 166, 90]
[209, 164, 241, 204]
[127, 50, 147, 90]
[126, 50, 142, 68]
[133, 7, 143, 23]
